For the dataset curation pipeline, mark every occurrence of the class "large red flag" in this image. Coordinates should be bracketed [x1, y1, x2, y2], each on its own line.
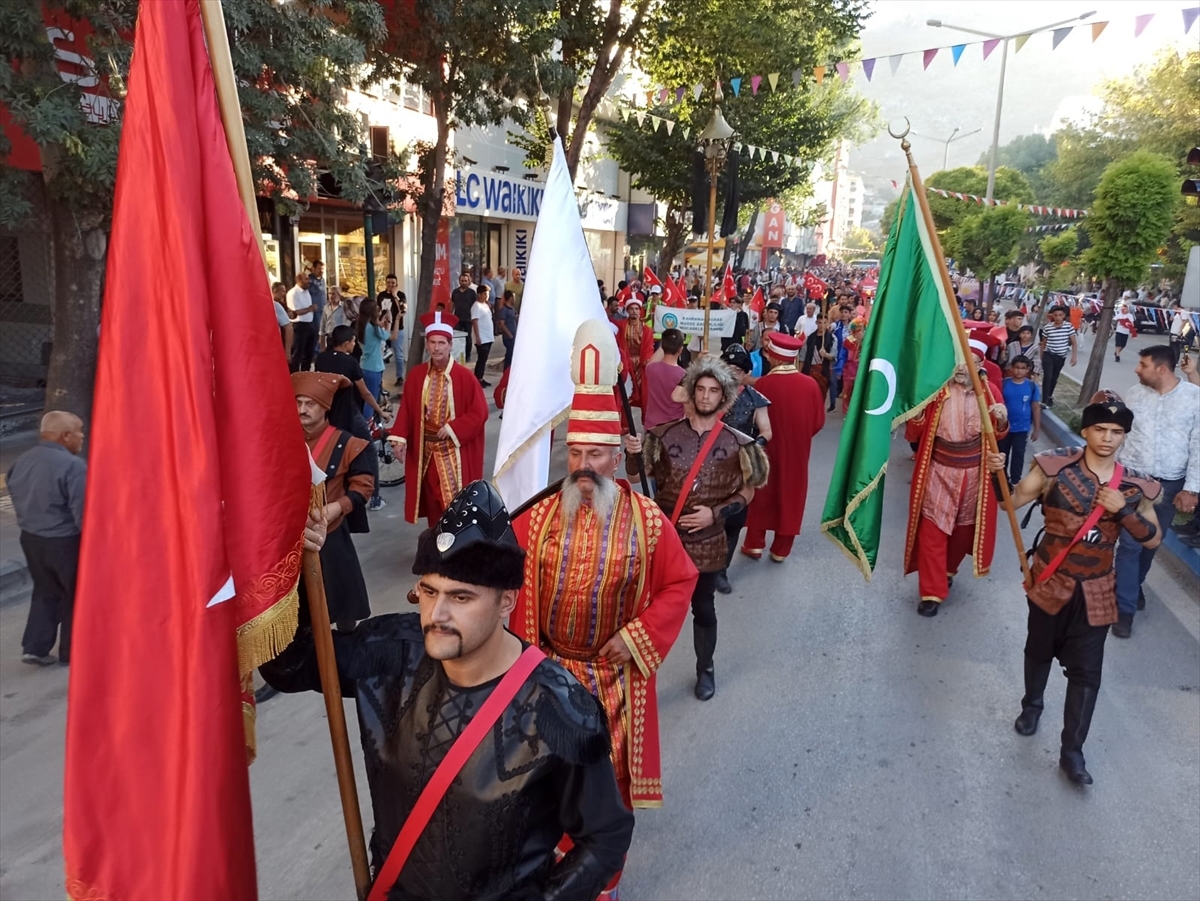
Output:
[664, 273, 687, 308]
[748, 286, 766, 317]
[642, 265, 663, 293]
[722, 263, 737, 301]
[63, 2, 311, 899]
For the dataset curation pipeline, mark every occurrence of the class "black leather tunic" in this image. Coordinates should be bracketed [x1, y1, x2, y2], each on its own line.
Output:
[261, 613, 633, 900]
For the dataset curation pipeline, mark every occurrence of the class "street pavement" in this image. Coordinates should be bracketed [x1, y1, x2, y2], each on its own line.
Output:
[1, 391, 1198, 901]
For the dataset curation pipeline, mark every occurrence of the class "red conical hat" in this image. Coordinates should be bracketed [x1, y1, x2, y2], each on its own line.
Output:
[566, 319, 622, 446]
[420, 309, 458, 338]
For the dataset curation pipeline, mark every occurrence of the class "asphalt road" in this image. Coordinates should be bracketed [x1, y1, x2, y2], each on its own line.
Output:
[1, 398, 1197, 901]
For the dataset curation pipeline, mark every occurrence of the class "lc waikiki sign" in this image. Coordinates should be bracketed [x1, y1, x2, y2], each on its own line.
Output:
[454, 169, 544, 221]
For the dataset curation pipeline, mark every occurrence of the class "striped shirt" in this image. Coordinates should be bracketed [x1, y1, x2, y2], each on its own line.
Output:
[1040, 321, 1076, 358]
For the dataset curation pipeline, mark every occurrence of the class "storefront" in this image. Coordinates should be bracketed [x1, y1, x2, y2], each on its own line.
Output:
[294, 206, 392, 298]
[449, 168, 543, 281]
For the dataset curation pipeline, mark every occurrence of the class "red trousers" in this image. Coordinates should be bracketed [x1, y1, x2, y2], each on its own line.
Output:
[743, 528, 796, 559]
[916, 516, 974, 602]
[420, 462, 451, 527]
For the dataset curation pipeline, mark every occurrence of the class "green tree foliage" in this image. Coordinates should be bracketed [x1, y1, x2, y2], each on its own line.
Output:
[879, 165, 1033, 236]
[0, 0, 397, 421]
[943, 205, 1031, 289]
[978, 133, 1056, 197]
[1038, 228, 1078, 268]
[1077, 151, 1179, 402]
[603, 0, 877, 270]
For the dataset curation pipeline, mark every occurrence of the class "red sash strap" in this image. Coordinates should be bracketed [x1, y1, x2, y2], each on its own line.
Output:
[669, 421, 725, 526]
[309, 424, 339, 466]
[366, 645, 546, 901]
[1035, 463, 1123, 585]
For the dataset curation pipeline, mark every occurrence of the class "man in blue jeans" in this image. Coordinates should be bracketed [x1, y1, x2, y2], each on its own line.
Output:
[1113, 345, 1200, 637]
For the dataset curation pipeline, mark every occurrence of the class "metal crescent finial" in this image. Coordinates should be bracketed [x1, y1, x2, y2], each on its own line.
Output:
[887, 117, 911, 140]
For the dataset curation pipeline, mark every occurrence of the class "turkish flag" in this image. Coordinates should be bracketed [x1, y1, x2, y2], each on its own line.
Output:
[63, 2, 311, 899]
[749, 287, 766, 316]
[642, 265, 663, 293]
[722, 264, 737, 301]
[664, 273, 687, 308]
[804, 272, 828, 300]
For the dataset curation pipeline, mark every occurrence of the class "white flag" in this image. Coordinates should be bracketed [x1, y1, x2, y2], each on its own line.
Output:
[493, 139, 607, 509]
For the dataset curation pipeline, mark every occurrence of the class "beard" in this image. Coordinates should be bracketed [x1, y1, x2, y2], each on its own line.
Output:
[562, 468, 618, 523]
[952, 364, 972, 386]
[694, 397, 723, 416]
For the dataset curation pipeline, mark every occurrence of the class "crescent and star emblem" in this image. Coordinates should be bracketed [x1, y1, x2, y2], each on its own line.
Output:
[864, 359, 897, 417]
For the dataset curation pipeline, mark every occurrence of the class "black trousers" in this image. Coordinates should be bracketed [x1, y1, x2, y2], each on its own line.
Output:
[723, 507, 748, 569]
[691, 571, 719, 627]
[20, 531, 80, 661]
[1042, 352, 1067, 402]
[290, 321, 315, 372]
[1025, 586, 1108, 690]
[474, 341, 493, 381]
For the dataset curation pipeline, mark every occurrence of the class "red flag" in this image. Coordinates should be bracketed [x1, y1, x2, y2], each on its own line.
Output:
[664, 273, 687, 308]
[642, 265, 663, 293]
[722, 264, 737, 301]
[804, 272, 829, 299]
[749, 286, 766, 316]
[64, 1, 311, 898]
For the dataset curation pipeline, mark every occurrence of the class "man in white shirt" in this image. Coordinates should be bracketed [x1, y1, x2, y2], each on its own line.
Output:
[1113, 344, 1200, 637]
[1113, 296, 1136, 363]
[286, 272, 315, 372]
[795, 302, 819, 341]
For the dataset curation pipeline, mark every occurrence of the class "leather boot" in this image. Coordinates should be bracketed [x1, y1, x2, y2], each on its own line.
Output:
[1014, 657, 1052, 736]
[1059, 682, 1099, 785]
[693, 623, 717, 701]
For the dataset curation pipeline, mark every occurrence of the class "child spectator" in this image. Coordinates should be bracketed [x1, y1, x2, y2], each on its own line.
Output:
[1000, 355, 1041, 487]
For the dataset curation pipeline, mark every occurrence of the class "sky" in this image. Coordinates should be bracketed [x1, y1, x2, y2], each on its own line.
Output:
[848, 0, 1197, 211]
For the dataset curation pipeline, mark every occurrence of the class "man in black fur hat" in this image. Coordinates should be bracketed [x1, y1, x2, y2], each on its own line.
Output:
[263, 480, 633, 900]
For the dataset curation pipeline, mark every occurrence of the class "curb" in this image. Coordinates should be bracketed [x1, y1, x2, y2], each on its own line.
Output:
[1040, 408, 1200, 582]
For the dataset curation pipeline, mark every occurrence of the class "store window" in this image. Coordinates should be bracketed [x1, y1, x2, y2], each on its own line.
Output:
[335, 217, 389, 297]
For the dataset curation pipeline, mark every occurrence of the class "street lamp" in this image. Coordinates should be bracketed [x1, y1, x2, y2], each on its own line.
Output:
[696, 105, 736, 352]
[928, 11, 1095, 203]
[910, 125, 984, 171]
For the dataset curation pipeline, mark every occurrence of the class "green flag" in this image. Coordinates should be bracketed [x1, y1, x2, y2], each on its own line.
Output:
[820, 180, 963, 577]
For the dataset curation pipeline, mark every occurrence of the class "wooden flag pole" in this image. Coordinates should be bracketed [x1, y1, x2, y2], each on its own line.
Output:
[896, 124, 1034, 590]
[198, 3, 372, 898]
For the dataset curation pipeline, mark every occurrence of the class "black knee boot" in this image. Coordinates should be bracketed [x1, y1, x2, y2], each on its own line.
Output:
[1059, 682, 1099, 785]
[694, 623, 717, 701]
[1014, 656, 1052, 736]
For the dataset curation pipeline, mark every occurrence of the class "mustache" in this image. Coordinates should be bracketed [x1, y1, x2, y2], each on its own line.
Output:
[423, 624, 462, 638]
[566, 468, 605, 485]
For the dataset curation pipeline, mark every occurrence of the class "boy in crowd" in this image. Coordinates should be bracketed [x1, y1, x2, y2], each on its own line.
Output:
[999, 355, 1041, 488]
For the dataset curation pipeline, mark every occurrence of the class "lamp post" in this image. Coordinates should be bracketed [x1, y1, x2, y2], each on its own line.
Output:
[697, 105, 736, 353]
[910, 126, 984, 171]
[927, 11, 1094, 202]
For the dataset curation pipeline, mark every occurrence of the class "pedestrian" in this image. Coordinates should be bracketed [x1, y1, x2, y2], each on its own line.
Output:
[641, 328, 687, 431]
[1113, 298, 1136, 363]
[741, 333, 824, 563]
[1001, 309, 1025, 365]
[618, 297, 654, 408]
[999, 355, 1041, 488]
[1008, 399, 1162, 785]
[471, 285, 495, 386]
[778, 284, 804, 334]
[796, 301, 819, 341]
[387, 310, 489, 526]
[1038, 305, 1078, 407]
[319, 284, 349, 349]
[505, 266, 524, 312]
[291, 372, 374, 629]
[262, 481, 634, 899]
[1112, 345, 1200, 637]
[314, 324, 386, 439]
[286, 271, 316, 373]
[7, 411, 86, 666]
[800, 313, 837, 399]
[307, 259, 327, 354]
[496, 289, 518, 370]
[510, 322, 696, 899]
[451, 272, 477, 362]
[723, 295, 749, 350]
[903, 360, 1009, 617]
[1168, 300, 1189, 356]
[1006, 325, 1042, 385]
[840, 320, 863, 414]
[624, 357, 769, 700]
[483, 266, 504, 303]
[355, 298, 400, 455]
[272, 281, 294, 360]
[376, 273, 406, 388]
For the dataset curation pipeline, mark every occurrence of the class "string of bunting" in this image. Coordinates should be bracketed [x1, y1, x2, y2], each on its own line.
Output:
[609, 100, 806, 169]
[1004, 289, 1200, 333]
[1026, 224, 1072, 233]
[927, 187, 1089, 218]
[632, 7, 1199, 106]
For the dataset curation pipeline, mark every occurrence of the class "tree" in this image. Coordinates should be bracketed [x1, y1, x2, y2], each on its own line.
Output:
[978, 133, 1056, 197]
[379, 0, 559, 371]
[0, 0, 399, 423]
[1035, 227, 1080, 291]
[1077, 151, 1179, 403]
[843, 226, 877, 255]
[879, 165, 1033, 237]
[942, 205, 1031, 304]
[603, 0, 876, 271]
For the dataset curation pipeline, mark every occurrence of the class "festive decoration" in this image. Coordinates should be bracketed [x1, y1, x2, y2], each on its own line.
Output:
[927, 186, 1089, 218]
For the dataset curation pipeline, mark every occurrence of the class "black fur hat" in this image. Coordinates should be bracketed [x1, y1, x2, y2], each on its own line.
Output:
[1081, 400, 1134, 432]
[412, 480, 525, 590]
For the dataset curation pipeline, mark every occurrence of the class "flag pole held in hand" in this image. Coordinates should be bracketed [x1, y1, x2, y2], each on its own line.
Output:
[616, 377, 652, 496]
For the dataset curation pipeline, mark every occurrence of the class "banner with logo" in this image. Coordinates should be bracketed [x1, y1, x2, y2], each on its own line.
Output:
[654, 307, 737, 338]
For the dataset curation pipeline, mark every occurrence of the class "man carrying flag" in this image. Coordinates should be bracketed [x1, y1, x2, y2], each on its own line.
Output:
[63, 2, 312, 898]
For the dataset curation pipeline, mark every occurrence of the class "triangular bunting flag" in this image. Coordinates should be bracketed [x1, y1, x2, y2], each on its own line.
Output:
[836, 62, 849, 82]
[682, 127, 690, 139]
[733, 142, 743, 153]
[1051, 26, 1072, 49]
[635, 110, 646, 126]
[982, 38, 1000, 59]
[665, 119, 675, 136]
[1134, 13, 1153, 37]
[813, 66, 826, 84]
[768, 73, 780, 91]
[862, 58, 876, 80]
[1091, 21, 1108, 41]
[922, 48, 938, 69]
[792, 69, 803, 87]
[889, 54, 903, 75]
[675, 86, 685, 104]
[771, 151, 780, 163]
[1014, 33, 1032, 53]
[1185, 8, 1200, 34]
[951, 44, 965, 65]
[657, 87, 668, 103]
[731, 77, 742, 96]
[751, 75, 762, 95]
[693, 84, 704, 101]
[649, 116, 660, 132]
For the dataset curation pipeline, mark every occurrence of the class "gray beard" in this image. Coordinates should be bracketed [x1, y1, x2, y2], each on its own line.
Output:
[562, 473, 618, 524]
